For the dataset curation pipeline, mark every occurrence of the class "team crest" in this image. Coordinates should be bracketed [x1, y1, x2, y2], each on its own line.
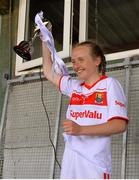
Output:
[95, 93, 103, 104]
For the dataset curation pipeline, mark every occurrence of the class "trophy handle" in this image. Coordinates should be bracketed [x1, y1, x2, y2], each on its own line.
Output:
[31, 20, 52, 43]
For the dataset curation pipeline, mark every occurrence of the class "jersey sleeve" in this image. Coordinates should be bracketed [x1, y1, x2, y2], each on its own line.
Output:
[107, 78, 128, 122]
[58, 75, 80, 97]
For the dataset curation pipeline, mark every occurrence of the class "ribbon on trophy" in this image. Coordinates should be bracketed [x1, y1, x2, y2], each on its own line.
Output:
[35, 11, 69, 76]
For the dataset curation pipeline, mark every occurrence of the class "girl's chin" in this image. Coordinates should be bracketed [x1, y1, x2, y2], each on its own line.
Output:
[76, 71, 87, 80]
[77, 74, 87, 81]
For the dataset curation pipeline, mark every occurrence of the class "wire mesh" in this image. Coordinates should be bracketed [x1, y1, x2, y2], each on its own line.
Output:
[0, 61, 139, 178]
[126, 66, 139, 179]
[0, 79, 60, 178]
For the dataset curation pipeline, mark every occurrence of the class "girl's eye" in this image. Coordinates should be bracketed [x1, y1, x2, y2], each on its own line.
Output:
[78, 58, 84, 62]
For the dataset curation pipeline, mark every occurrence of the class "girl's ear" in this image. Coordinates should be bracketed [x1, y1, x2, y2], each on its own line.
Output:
[95, 57, 101, 66]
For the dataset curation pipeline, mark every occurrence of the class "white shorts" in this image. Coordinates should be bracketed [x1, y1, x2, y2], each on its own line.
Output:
[60, 144, 110, 179]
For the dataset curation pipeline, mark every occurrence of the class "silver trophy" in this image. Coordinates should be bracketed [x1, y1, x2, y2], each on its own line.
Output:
[13, 20, 52, 61]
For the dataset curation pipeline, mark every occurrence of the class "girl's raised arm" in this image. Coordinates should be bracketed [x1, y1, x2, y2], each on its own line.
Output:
[42, 42, 62, 88]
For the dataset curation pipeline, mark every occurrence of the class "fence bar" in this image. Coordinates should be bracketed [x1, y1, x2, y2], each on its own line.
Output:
[121, 58, 131, 178]
[0, 82, 10, 141]
[50, 93, 62, 178]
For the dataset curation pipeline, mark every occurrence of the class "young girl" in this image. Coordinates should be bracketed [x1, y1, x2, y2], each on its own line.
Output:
[42, 40, 128, 179]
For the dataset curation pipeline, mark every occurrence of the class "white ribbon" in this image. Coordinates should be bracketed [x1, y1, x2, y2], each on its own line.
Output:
[35, 11, 68, 75]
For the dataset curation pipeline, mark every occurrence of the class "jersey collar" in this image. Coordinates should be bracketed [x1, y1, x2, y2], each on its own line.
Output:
[80, 75, 108, 90]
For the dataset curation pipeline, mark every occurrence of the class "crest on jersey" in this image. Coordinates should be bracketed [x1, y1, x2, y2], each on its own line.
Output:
[95, 93, 103, 104]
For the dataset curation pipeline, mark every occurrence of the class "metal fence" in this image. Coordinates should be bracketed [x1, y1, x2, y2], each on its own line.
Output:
[0, 58, 139, 179]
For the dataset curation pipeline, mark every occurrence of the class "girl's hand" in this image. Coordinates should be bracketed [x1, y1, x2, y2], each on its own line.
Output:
[63, 120, 82, 136]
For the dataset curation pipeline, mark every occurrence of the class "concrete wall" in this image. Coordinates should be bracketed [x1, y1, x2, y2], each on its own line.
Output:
[0, 0, 19, 119]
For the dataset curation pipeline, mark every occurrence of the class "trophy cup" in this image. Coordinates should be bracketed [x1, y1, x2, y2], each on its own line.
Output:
[13, 20, 52, 61]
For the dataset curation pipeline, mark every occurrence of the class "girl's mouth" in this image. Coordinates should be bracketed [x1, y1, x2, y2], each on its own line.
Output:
[76, 68, 84, 73]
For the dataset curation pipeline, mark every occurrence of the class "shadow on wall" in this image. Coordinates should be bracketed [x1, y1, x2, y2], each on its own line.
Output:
[0, 0, 10, 15]
[0, 0, 19, 120]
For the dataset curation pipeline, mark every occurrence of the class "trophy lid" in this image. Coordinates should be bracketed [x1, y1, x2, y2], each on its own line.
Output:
[34, 20, 52, 33]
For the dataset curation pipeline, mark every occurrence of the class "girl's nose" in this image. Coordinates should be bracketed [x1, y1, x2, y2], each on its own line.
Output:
[73, 63, 79, 70]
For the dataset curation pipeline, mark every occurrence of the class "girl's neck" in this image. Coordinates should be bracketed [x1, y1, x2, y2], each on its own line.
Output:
[84, 74, 101, 85]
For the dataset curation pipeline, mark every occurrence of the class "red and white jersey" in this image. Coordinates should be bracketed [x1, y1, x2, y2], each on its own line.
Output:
[59, 75, 128, 173]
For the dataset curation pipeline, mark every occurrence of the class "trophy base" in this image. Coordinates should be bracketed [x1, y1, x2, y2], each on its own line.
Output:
[13, 41, 31, 61]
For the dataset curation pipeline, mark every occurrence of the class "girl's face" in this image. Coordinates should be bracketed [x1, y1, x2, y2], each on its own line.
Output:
[71, 45, 100, 83]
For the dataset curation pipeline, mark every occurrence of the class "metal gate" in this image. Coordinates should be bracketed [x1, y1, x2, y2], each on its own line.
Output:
[0, 58, 139, 178]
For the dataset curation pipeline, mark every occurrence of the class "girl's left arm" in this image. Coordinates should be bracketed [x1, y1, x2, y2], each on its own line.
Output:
[63, 119, 127, 136]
